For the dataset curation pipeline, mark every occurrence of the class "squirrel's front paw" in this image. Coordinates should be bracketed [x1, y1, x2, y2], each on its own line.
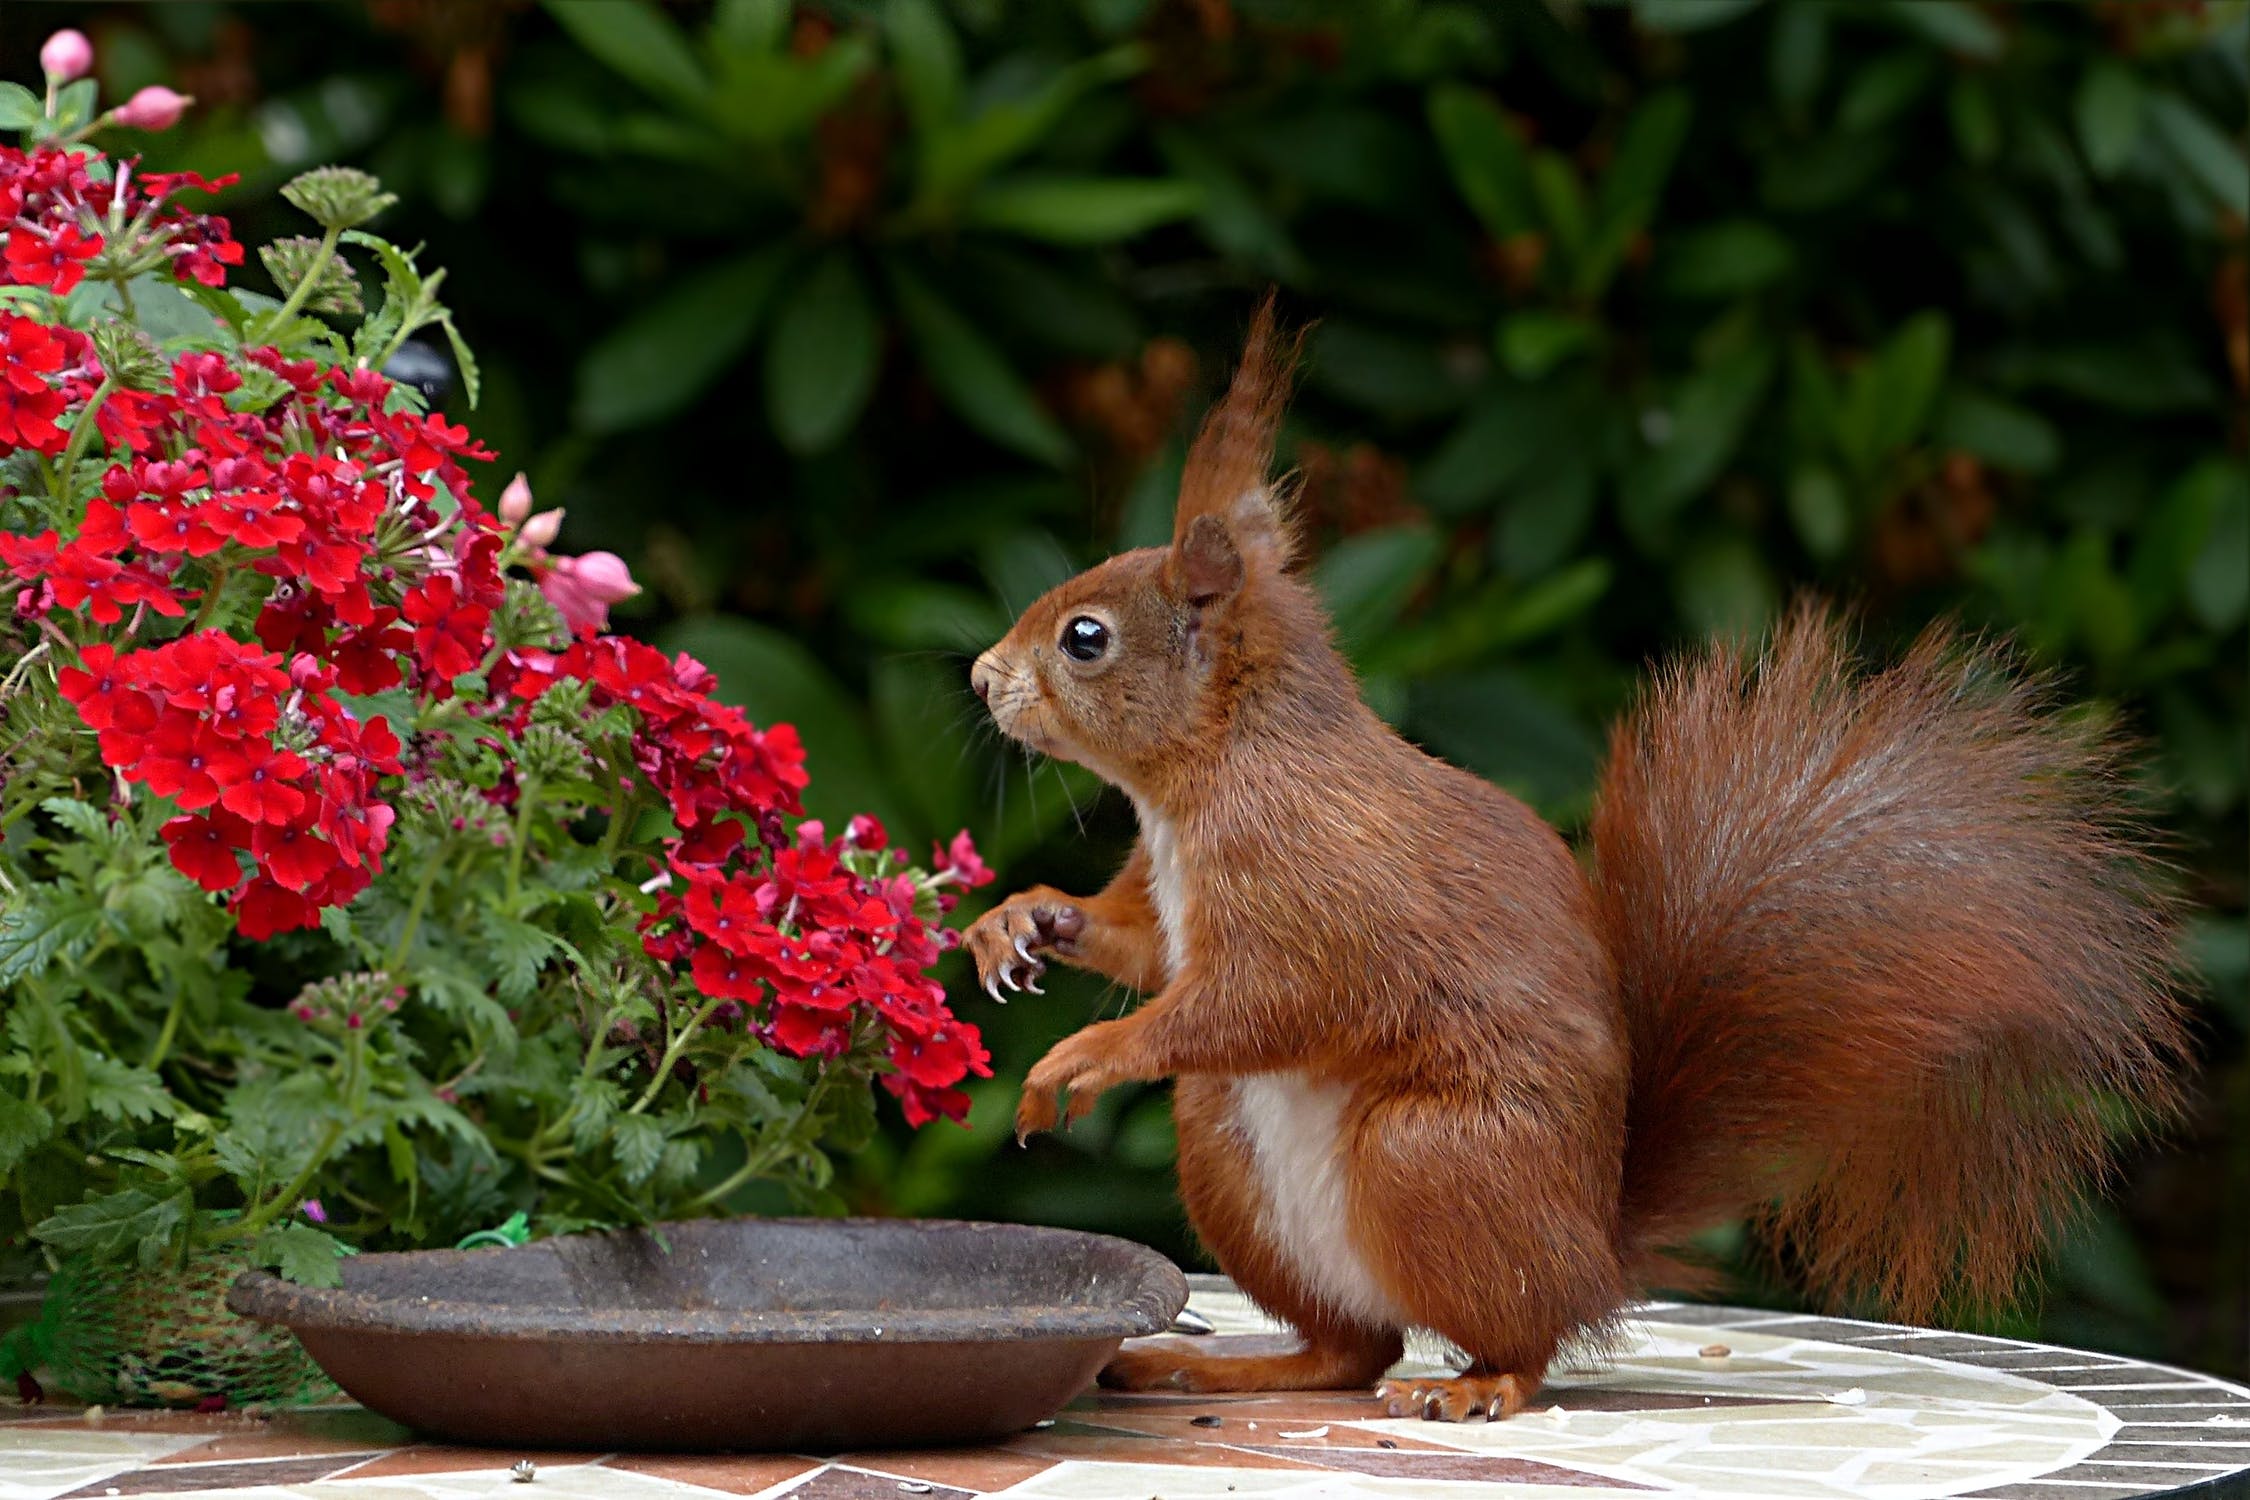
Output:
[1015, 1023, 1123, 1141]
[966, 890, 1085, 1002]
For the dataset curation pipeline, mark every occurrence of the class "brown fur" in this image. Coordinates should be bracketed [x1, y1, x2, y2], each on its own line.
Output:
[963, 306, 2186, 1419]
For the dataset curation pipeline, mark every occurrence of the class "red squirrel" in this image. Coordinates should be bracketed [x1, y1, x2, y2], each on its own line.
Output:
[964, 300, 2185, 1422]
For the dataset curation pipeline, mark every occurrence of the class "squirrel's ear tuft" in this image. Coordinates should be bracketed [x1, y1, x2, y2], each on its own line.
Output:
[1170, 514, 1244, 607]
[1172, 292, 1303, 571]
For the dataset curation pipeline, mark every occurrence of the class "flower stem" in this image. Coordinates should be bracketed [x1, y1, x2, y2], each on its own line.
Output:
[233, 1120, 343, 1237]
[626, 997, 724, 1116]
[503, 776, 542, 909]
[388, 841, 448, 975]
[255, 224, 342, 341]
[53, 376, 114, 500]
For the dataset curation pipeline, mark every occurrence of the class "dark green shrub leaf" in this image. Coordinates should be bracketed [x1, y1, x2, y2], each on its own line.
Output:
[1837, 312, 1949, 474]
[764, 253, 882, 453]
[32, 1187, 190, 1268]
[1620, 344, 1777, 529]
[1311, 321, 1475, 421]
[1629, 0, 1763, 32]
[1840, 52, 1936, 133]
[611, 1114, 665, 1185]
[2144, 90, 2250, 216]
[1406, 670, 1598, 814]
[1769, 5, 1827, 116]
[1316, 524, 1442, 653]
[888, 263, 1072, 465]
[2076, 61, 2144, 178]
[2129, 460, 2235, 626]
[1881, 0, 2004, 60]
[1427, 85, 1538, 239]
[1788, 467, 1852, 560]
[961, 176, 1201, 244]
[1949, 75, 2003, 166]
[578, 246, 792, 432]
[1581, 89, 1691, 295]
[1674, 535, 1778, 639]
[2188, 471, 2249, 633]
[1935, 387, 2059, 472]
[886, 0, 963, 131]
[0, 1096, 52, 1177]
[85, 1057, 175, 1125]
[0, 83, 41, 131]
[1658, 220, 1794, 299]
[1497, 313, 1597, 378]
[544, 0, 709, 109]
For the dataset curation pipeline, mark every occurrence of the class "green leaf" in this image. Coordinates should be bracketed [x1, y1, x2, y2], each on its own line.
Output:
[886, 0, 963, 133]
[1881, 0, 2004, 60]
[1934, 387, 2059, 473]
[1310, 321, 1474, 421]
[1406, 670, 1599, 815]
[611, 1114, 665, 1185]
[1421, 380, 1583, 518]
[38, 797, 111, 845]
[0, 894, 109, 985]
[0, 83, 44, 131]
[1769, 4, 1828, 117]
[1839, 52, 1935, 134]
[481, 912, 559, 1003]
[887, 263, 1071, 465]
[961, 176, 1201, 244]
[576, 245, 794, 432]
[2188, 470, 2249, 633]
[1620, 343, 1777, 529]
[1837, 312, 1950, 474]
[1630, 0, 1763, 31]
[255, 1222, 349, 1288]
[1580, 88, 1691, 295]
[2144, 90, 2250, 217]
[1496, 313, 1597, 379]
[1787, 466, 1852, 560]
[764, 254, 882, 453]
[1427, 85, 1538, 239]
[1948, 75, 2002, 167]
[0, 1095, 53, 1176]
[85, 1056, 176, 1124]
[32, 1187, 190, 1268]
[1315, 524, 1442, 654]
[2129, 460, 2236, 627]
[437, 314, 482, 410]
[917, 46, 1146, 205]
[2076, 61, 2144, 179]
[543, 0, 709, 109]
[1658, 219, 1794, 299]
[1675, 534, 1779, 639]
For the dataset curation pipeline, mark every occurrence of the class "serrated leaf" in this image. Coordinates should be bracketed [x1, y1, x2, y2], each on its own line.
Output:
[38, 797, 111, 844]
[437, 314, 481, 409]
[569, 1077, 624, 1153]
[481, 911, 559, 1003]
[84, 1055, 176, 1124]
[32, 1187, 190, 1267]
[0, 895, 110, 985]
[0, 1094, 53, 1176]
[255, 1222, 349, 1287]
[610, 1113, 665, 1185]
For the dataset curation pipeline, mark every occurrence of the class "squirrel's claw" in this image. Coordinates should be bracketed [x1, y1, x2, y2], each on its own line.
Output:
[983, 971, 1007, 1006]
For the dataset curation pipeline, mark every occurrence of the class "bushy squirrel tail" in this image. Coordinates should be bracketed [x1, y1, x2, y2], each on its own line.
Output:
[1592, 602, 2186, 1320]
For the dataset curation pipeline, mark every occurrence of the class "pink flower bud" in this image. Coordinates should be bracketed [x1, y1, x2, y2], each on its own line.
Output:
[113, 85, 190, 132]
[40, 30, 93, 84]
[300, 1198, 328, 1224]
[519, 507, 565, 550]
[498, 471, 534, 525]
[847, 814, 887, 850]
[537, 550, 641, 633]
[796, 819, 826, 849]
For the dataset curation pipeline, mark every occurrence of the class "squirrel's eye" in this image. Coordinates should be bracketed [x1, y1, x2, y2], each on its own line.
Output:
[1060, 616, 1110, 662]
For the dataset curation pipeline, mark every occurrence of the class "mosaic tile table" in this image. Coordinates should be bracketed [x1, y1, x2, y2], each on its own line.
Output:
[4, 1278, 2247, 1500]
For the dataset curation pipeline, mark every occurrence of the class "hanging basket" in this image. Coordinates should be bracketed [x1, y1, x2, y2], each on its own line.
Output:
[2, 1250, 335, 1409]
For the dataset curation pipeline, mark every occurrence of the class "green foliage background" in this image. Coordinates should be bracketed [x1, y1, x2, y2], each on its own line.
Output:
[17, 0, 2243, 1374]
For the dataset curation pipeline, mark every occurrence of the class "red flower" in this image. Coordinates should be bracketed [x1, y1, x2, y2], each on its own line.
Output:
[215, 746, 308, 826]
[55, 644, 155, 733]
[162, 813, 246, 893]
[401, 574, 489, 687]
[253, 818, 338, 891]
[4, 223, 100, 293]
[691, 943, 768, 1003]
[0, 313, 69, 452]
[932, 829, 994, 889]
[232, 877, 318, 940]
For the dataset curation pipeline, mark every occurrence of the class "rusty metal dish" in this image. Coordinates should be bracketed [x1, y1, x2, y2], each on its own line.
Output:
[227, 1217, 1187, 1451]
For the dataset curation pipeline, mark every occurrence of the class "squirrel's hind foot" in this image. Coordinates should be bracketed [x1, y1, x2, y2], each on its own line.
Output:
[1375, 1370, 1537, 1422]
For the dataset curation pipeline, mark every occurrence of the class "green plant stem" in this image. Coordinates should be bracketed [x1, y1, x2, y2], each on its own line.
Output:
[626, 998, 724, 1116]
[503, 776, 542, 909]
[187, 564, 232, 633]
[53, 376, 114, 500]
[681, 1065, 842, 1213]
[388, 841, 449, 975]
[255, 223, 342, 340]
[234, 1120, 343, 1237]
[143, 984, 187, 1073]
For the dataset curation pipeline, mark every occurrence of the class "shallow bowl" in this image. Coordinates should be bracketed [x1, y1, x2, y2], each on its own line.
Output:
[227, 1217, 1187, 1451]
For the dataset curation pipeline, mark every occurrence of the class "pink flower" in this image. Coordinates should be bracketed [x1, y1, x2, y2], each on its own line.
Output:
[538, 550, 640, 633]
[932, 829, 994, 889]
[497, 472, 534, 526]
[40, 30, 92, 84]
[113, 86, 191, 132]
[519, 507, 564, 550]
[300, 1198, 328, 1224]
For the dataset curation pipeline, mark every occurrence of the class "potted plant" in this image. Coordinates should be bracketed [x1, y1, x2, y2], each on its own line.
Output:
[0, 34, 993, 1408]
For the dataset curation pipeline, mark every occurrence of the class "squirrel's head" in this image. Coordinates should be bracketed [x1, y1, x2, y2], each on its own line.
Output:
[972, 298, 1343, 801]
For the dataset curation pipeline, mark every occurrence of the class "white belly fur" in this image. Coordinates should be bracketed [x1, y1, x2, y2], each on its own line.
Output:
[1134, 802, 1403, 1330]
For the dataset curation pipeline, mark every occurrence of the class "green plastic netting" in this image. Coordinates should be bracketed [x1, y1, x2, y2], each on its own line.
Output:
[0, 1252, 334, 1408]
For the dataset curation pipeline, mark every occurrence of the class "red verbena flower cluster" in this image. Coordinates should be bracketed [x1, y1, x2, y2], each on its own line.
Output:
[0, 138, 993, 1127]
[0, 143, 242, 296]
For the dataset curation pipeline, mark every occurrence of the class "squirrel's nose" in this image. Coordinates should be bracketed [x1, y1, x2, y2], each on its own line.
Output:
[970, 655, 996, 705]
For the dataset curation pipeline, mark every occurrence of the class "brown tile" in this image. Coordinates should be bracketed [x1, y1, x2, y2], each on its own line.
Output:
[341, 1443, 603, 1478]
[150, 1414, 403, 1463]
[1240, 1446, 1664, 1488]
[830, 1449, 1055, 1491]
[780, 1468, 975, 1500]
[601, 1454, 826, 1495]
[56, 1453, 378, 1495]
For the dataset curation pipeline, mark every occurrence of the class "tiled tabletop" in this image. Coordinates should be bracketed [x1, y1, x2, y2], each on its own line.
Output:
[4, 1278, 2247, 1500]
